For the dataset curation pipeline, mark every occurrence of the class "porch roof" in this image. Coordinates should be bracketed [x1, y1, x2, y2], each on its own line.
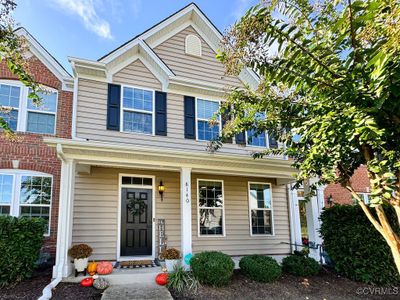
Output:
[45, 138, 296, 183]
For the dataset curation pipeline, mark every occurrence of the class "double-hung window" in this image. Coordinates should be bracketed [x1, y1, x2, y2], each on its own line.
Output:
[0, 81, 57, 134]
[122, 86, 154, 135]
[196, 99, 220, 141]
[352, 192, 371, 205]
[248, 182, 274, 235]
[246, 112, 278, 148]
[0, 171, 52, 235]
[198, 180, 225, 236]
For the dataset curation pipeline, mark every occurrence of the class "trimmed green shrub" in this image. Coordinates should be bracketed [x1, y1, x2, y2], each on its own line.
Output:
[320, 205, 400, 285]
[0, 216, 46, 287]
[239, 255, 282, 282]
[190, 251, 234, 286]
[282, 254, 321, 276]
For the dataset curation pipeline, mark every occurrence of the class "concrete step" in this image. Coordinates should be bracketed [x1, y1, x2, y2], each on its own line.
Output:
[63, 266, 162, 285]
[101, 283, 173, 300]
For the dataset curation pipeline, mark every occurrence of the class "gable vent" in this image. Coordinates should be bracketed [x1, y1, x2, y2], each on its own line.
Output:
[185, 34, 202, 57]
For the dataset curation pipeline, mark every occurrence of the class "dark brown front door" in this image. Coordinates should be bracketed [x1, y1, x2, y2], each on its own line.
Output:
[120, 188, 152, 256]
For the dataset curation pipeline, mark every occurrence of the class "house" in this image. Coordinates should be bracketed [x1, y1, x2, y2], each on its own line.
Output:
[0, 28, 73, 257]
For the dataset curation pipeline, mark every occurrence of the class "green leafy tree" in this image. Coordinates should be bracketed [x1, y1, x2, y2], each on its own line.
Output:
[215, 0, 400, 273]
[0, 0, 40, 137]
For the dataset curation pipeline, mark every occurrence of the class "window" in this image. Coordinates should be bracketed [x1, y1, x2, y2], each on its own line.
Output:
[246, 112, 278, 148]
[122, 86, 154, 134]
[196, 99, 220, 141]
[0, 171, 52, 235]
[198, 180, 224, 236]
[0, 81, 57, 134]
[248, 183, 274, 235]
[121, 176, 152, 186]
[352, 192, 371, 205]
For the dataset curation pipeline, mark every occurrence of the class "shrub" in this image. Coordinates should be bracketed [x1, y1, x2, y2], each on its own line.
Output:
[239, 255, 282, 282]
[160, 248, 181, 260]
[282, 254, 321, 277]
[320, 205, 400, 285]
[68, 244, 93, 259]
[167, 265, 199, 293]
[0, 216, 46, 287]
[190, 251, 234, 287]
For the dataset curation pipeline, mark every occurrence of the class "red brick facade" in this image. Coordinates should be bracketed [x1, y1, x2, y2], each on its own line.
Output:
[324, 166, 370, 206]
[0, 56, 73, 256]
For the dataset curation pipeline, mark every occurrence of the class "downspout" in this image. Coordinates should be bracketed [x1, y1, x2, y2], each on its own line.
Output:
[39, 144, 66, 300]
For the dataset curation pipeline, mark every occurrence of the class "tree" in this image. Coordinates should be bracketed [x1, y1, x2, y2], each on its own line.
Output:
[215, 0, 400, 273]
[0, 0, 40, 137]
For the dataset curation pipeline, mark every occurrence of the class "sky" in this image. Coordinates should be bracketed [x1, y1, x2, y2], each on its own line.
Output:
[14, 0, 259, 74]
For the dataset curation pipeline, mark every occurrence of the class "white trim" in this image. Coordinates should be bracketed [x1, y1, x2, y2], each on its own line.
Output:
[196, 178, 226, 238]
[71, 77, 78, 139]
[139, 40, 175, 77]
[195, 98, 221, 142]
[119, 85, 156, 136]
[14, 28, 73, 91]
[247, 181, 275, 237]
[117, 173, 156, 261]
[180, 167, 192, 268]
[0, 169, 53, 236]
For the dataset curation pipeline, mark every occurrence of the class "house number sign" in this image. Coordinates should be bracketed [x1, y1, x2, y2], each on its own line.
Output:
[185, 182, 190, 203]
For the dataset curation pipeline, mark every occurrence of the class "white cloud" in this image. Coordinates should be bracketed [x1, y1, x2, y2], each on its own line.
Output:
[131, 0, 142, 18]
[50, 0, 112, 39]
[232, 0, 253, 20]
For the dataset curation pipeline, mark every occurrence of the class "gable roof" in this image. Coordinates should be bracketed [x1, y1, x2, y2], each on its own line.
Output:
[14, 27, 73, 91]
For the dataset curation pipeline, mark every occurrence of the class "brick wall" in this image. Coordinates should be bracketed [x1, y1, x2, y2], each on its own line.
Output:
[324, 166, 369, 206]
[0, 55, 73, 256]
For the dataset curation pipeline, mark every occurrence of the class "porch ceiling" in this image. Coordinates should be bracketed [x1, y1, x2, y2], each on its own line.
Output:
[45, 138, 296, 181]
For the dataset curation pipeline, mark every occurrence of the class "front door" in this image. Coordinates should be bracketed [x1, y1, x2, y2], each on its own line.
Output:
[120, 188, 152, 256]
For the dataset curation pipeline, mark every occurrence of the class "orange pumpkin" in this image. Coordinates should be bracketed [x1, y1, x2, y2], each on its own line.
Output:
[87, 261, 97, 276]
[96, 261, 113, 275]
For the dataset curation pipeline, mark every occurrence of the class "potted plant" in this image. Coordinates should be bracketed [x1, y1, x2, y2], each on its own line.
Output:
[160, 248, 181, 272]
[68, 244, 93, 273]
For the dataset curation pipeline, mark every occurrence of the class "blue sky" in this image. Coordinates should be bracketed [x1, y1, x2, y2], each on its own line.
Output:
[14, 0, 258, 74]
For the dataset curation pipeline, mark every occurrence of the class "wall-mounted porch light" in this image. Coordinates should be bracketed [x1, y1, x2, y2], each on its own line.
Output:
[327, 194, 333, 207]
[158, 181, 165, 201]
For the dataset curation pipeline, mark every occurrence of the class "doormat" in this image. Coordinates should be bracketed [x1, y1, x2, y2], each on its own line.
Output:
[115, 260, 156, 269]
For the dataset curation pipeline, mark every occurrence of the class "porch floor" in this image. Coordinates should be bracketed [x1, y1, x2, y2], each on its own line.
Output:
[63, 266, 162, 285]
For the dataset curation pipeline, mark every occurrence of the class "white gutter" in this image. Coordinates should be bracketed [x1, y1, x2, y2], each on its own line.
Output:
[39, 144, 66, 300]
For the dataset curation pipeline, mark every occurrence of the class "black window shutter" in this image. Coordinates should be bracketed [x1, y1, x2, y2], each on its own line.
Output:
[235, 131, 246, 145]
[107, 84, 121, 131]
[269, 133, 278, 148]
[221, 107, 232, 143]
[184, 96, 196, 139]
[155, 91, 167, 136]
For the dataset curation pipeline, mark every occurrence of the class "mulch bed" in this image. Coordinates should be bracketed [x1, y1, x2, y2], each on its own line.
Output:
[0, 267, 52, 300]
[51, 283, 103, 300]
[170, 268, 400, 300]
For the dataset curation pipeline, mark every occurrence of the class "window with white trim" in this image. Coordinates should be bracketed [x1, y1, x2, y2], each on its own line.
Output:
[0, 171, 52, 235]
[198, 180, 224, 236]
[246, 112, 278, 148]
[196, 99, 220, 141]
[122, 86, 154, 134]
[0, 81, 57, 134]
[352, 192, 371, 205]
[249, 183, 274, 235]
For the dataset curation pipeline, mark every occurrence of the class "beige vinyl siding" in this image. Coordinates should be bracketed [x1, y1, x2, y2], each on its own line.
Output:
[72, 167, 181, 261]
[191, 174, 291, 256]
[113, 59, 162, 90]
[76, 78, 260, 156]
[72, 167, 291, 260]
[154, 26, 243, 87]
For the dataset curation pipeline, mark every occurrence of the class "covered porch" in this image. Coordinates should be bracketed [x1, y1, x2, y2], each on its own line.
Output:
[45, 138, 295, 278]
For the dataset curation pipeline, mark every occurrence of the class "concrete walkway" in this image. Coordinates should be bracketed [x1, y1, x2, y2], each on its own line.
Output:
[101, 283, 173, 300]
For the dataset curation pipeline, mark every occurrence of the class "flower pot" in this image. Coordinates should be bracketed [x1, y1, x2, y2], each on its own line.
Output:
[74, 258, 89, 272]
[165, 259, 180, 272]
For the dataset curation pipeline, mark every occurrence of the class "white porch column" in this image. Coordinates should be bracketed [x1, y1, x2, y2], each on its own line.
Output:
[287, 184, 302, 252]
[53, 158, 75, 278]
[305, 183, 324, 262]
[180, 167, 192, 267]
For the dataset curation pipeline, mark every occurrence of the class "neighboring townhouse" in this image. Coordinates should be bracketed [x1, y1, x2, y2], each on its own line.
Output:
[0, 28, 73, 256]
[45, 3, 323, 278]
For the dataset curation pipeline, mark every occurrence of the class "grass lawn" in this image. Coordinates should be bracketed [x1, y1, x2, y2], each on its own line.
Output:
[169, 268, 399, 300]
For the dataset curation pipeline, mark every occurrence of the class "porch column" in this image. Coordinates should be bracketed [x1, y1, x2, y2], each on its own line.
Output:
[180, 167, 192, 267]
[53, 158, 75, 278]
[305, 184, 324, 262]
[287, 184, 302, 252]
